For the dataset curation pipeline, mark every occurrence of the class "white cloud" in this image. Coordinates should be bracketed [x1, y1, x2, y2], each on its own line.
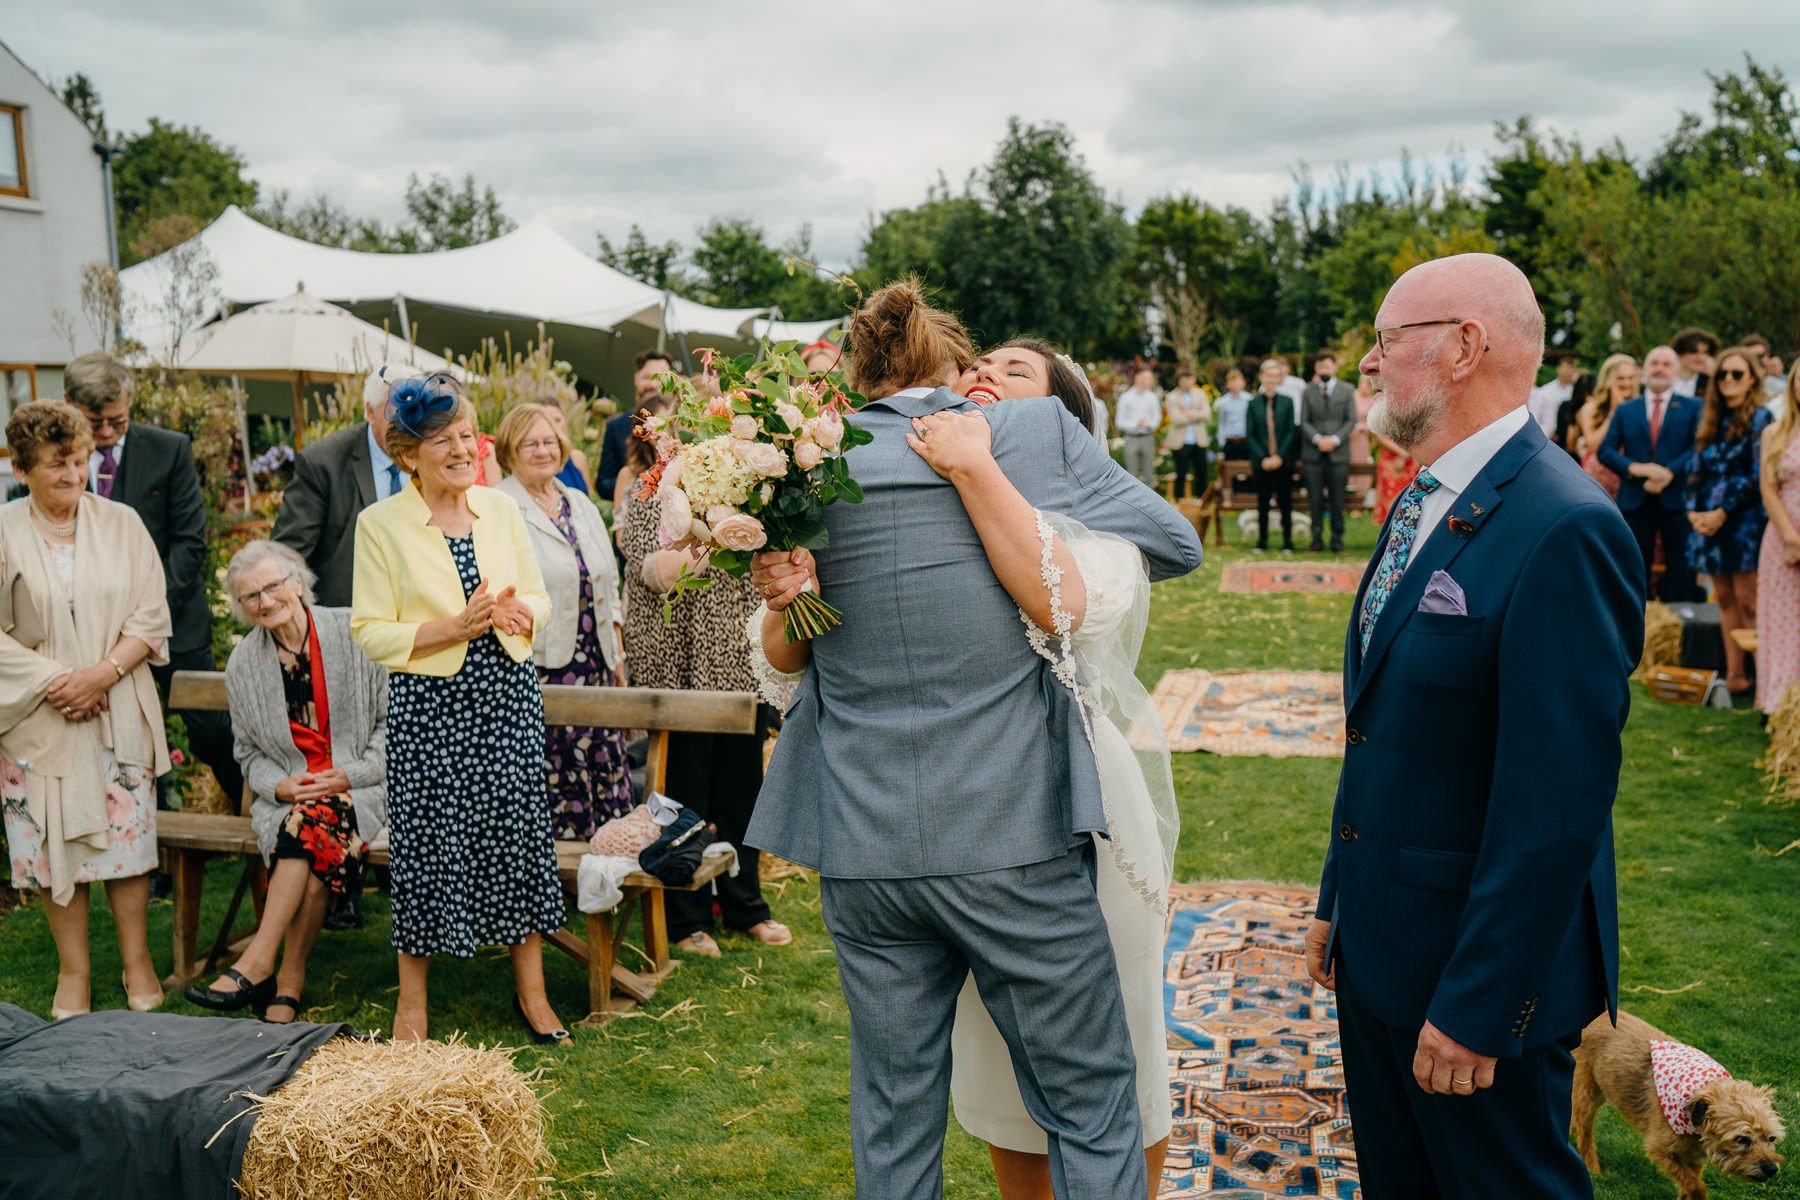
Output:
[6, 1, 1797, 291]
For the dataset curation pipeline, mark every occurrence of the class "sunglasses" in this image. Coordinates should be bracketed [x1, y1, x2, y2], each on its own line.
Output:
[1719, 368, 1752, 382]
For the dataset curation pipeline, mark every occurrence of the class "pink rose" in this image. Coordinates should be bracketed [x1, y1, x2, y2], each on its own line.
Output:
[813, 408, 845, 449]
[689, 518, 714, 542]
[794, 440, 824, 470]
[658, 488, 694, 545]
[712, 513, 768, 552]
[659, 454, 684, 492]
[169, 748, 186, 766]
[730, 415, 758, 440]
[776, 402, 805, 432]
[734, 439, 789, 477]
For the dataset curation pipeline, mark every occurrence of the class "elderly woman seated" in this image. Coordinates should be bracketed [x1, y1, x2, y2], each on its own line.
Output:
[183, 540, 388, 1022]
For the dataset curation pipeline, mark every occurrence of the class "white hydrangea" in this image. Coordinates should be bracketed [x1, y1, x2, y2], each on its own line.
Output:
[677, 436, 760, 512]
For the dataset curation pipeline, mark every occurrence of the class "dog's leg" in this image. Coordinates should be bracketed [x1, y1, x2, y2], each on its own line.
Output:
[1645, 1135, 1709, 1200]
[1570, 1054, 1603, 1174]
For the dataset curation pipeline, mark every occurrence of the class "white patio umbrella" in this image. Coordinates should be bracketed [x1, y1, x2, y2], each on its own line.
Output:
[173, 286, 466, 443]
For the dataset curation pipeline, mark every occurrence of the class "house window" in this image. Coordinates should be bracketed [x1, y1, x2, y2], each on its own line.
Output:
[0, 364, 38, 455]
[0, 105, 26, 197]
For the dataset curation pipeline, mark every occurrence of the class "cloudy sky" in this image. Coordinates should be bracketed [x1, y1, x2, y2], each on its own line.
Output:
[8, 1, 1798, 274]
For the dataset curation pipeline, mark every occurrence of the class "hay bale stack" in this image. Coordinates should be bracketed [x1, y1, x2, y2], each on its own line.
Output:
[238, 1036, 552, 1200]
[1637, 601, 1683, 677]
[1762, 682, 1800, 804]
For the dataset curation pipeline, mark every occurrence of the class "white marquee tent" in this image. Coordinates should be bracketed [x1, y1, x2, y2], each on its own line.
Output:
[120, 207, 840, 397]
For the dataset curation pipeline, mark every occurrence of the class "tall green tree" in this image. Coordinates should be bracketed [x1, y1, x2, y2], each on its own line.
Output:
[389, 172, 514, 252]
[936, 118, 1132, 357]
[1131, 194, 1275, 368]
[689, 218, 844, 317]
[57, 72, 106, 139]
[113, 118, 258, 265]
[254, 189, 394, 251]
[598, 223, 689, 291]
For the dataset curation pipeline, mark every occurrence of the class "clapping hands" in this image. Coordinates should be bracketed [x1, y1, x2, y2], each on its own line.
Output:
[458, 580, 532, 641]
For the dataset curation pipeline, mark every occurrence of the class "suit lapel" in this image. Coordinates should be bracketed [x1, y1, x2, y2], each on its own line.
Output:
[348, 427, 376, 510]
[1349, 421, 1544, 709]
[110, 436, 138, 504]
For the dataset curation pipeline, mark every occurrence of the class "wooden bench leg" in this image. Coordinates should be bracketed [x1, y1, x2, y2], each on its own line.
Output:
[589, 909, 615, 1019]
[640, 888, 670, 975]
[165, 849, 206, 989]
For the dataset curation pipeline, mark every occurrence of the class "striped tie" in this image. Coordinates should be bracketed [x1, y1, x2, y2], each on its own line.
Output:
[1359, 468, 1441, 654]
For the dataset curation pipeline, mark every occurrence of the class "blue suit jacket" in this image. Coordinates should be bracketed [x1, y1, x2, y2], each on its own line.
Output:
[747, 390, 1203, 879]
[1597, 394, 1699, 512]
[1318, 420, 1644, 1058]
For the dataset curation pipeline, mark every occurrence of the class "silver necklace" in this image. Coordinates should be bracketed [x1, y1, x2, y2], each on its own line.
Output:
[28, 500, 77, 538]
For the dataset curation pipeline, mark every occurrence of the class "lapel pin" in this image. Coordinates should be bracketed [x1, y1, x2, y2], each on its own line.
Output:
[1448, 516, 1475, 535]
[1469, 503, 1485, 516]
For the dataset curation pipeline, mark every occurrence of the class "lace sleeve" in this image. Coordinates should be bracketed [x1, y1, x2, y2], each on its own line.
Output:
[745, 603, 803, 710]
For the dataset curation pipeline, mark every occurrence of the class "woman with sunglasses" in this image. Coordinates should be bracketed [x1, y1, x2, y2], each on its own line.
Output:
[1687, 347, 1772, 695]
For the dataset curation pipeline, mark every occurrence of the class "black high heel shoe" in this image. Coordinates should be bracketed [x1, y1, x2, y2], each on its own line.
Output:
[183, 968, 275, 1013]
[512, 994, 571, 1046]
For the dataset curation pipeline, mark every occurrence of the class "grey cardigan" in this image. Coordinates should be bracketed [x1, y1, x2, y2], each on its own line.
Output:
[495, 475, 624, 672]
[226, 605, 389, 859]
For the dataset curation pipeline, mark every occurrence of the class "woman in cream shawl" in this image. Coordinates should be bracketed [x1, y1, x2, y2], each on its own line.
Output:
[0, 402, 172, 1019]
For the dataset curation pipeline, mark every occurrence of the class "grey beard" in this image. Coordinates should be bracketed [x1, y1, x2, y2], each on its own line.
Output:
[1368, 390, 1445, 451]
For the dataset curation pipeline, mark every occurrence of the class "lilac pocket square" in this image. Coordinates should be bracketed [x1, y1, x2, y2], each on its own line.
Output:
[1417, 570, 1468, 616]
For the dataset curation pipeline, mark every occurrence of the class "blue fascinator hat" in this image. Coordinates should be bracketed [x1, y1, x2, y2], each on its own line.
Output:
[384, 371, 463, 438]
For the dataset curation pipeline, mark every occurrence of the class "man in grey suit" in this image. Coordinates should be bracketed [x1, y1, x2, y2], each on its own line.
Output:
[747, 338, 1202, 1195]
[272, 374, 405, 608]
[1301, 351, 1356, 553]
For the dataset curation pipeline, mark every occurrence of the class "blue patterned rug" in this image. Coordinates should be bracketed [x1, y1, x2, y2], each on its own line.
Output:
[1159, 881, 1360, 1198]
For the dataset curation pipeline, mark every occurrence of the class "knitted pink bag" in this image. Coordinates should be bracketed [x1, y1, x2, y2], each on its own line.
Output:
[588, 805, 661, 857]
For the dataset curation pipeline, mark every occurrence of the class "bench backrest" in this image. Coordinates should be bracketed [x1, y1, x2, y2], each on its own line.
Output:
[167, 671, 758, 814]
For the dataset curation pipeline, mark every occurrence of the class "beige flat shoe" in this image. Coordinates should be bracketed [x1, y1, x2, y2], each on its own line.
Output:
[739, 920, 793, 946]
[50, 1004, 90, 1021]
[675, 931, 721, 958]
[123, 972, 165, 1013]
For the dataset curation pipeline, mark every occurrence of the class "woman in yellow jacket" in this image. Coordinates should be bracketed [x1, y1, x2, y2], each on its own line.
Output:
[351, 374, 569, 1046]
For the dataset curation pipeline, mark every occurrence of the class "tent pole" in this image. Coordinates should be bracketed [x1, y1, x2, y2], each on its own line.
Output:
[292, 373, 307, 449]
[234, 375, 253, 515]
[394, 294, 413, 353]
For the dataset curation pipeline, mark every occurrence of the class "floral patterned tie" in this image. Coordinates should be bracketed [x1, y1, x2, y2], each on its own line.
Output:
[1360, 468, 1441, 655]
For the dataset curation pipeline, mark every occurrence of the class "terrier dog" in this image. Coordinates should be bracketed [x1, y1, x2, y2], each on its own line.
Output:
[1573, 1010, 1784, 1199]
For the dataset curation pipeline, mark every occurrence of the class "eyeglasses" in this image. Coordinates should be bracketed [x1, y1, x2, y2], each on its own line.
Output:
[1719, 368, 1751, 382]
[518, 439, 562, 455]
[236, 577, 293, 609]
[1372, 318, 1490, 355]
[86, 413, 130, 432]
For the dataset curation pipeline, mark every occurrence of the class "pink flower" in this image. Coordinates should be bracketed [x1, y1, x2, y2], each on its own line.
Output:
[105, 785, 134, 825]
[712, 513, 768, 552]
[706, 503, 738, 528]
[169, 748, 186, 766]
[730, 414, 758, 440]
[734, 440, 789, 477]
[776, 402, 805, 432]
[706, 396, 733, 420]
[689, 517, 714, 542]
[658, 488, 694, 545]
[794, 440, 824, 470]
[659, 454, 684, 492]
[813, 408, 845, 449]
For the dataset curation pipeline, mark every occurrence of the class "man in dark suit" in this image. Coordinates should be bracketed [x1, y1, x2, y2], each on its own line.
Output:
[63, 352, 244, 807]
[272, 373, 404, 608]
[1246, 358, 1300, 553]
[595, 349, 675, 501]
[1598, 344, 1702, 602]
[1303, 254, 1644, 1199]
[1301, 351, 1356, 553]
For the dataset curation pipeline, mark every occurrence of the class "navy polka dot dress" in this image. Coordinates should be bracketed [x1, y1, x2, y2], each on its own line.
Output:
[385, 534, 565, 958]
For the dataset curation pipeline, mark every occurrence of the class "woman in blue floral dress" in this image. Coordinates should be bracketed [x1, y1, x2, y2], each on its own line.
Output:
[1686, 347, 1772, 694]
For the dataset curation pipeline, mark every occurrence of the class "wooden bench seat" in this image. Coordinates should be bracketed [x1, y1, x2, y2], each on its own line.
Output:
[158, 671, 757, 1022]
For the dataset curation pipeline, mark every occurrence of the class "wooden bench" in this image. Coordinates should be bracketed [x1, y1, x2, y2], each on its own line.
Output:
[159, 671, 758, 1022]
[1730, 628, 1758, 655]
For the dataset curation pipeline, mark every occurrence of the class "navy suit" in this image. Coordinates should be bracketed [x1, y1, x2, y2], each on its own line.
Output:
[1319, 419, 1644, 1198]
[1598, 393, 1702, 601]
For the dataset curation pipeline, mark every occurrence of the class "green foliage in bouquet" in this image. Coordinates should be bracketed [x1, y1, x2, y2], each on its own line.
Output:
[641, 340, 872, 641]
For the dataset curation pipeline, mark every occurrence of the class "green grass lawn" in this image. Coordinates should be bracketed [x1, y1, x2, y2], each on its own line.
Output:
[1, 509, 1795, 1198]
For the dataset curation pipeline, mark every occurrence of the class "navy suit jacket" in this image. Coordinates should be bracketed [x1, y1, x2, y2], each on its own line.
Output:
[1318, 419, 1644, 1058]
[1597, 393, 1699, 512]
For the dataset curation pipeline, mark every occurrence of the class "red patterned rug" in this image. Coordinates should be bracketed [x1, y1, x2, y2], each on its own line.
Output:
[1151, 670, 1345, 758]
[1159, 881, 1360, 1198]
[1220, 561, 1364, 594]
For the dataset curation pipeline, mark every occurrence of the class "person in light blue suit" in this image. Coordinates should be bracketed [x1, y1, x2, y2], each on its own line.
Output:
[1598, 344, 1703, 601]
[746, 283, 1202, 1200]
[1303, 255, 1644, 1199]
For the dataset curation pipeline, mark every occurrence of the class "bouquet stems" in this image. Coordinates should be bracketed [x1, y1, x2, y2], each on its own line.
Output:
[782, 590, 843, 643]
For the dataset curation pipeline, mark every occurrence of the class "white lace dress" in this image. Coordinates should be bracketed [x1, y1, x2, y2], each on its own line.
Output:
[746, 517, 1175, 1153]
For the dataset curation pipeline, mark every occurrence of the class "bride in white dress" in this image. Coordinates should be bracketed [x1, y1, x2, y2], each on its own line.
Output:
[748, 342, 1178, 1200]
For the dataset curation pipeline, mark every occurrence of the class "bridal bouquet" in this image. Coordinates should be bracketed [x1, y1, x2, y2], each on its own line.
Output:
[635, 343, 872, 641]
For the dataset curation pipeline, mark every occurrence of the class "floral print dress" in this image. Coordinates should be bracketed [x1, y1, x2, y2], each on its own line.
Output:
[538, 494, 634, 839]
[2, 541, 156, 887]
[1687, 406, 1772, 577]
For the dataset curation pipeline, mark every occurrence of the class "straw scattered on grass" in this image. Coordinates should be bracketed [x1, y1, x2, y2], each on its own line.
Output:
[1636, 601, 1684, 679]
[237, 1035, 552, 1200]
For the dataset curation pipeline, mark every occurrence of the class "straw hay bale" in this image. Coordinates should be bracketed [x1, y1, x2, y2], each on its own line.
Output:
[1637, 601, 1683, 678]
[237, 1036, 552, 1200]
[1762, 682, 1800, 804]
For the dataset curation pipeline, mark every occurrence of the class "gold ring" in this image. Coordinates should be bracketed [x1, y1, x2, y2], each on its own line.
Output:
[1451, 1075, 1474, 1089]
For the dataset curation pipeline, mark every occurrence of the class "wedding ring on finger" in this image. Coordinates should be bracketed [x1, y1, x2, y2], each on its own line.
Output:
[1451, 1076, 1475, 1092]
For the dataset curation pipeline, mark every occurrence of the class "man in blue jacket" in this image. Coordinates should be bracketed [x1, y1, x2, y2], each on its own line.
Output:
[1304, 254, 1644, 1198]
[1598, 345, 1702, 601]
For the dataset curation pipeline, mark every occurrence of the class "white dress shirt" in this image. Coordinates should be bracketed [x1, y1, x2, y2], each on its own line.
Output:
[368, 425, 403, 500]
[1526, 380, 1573, 438]
[88, 432, 127, 492]
[1407, 405, 1529, 567]
[1114, 388, 1162, 434]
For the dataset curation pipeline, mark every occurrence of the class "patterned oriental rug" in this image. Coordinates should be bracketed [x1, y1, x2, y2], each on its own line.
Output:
[1220, 561, 1364, 594]
[1159, 881, 1360, 1199]
[1151, 670, 1345, 757]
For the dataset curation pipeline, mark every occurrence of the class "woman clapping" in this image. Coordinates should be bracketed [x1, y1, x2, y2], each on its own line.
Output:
[351, 374, 569, 1045]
